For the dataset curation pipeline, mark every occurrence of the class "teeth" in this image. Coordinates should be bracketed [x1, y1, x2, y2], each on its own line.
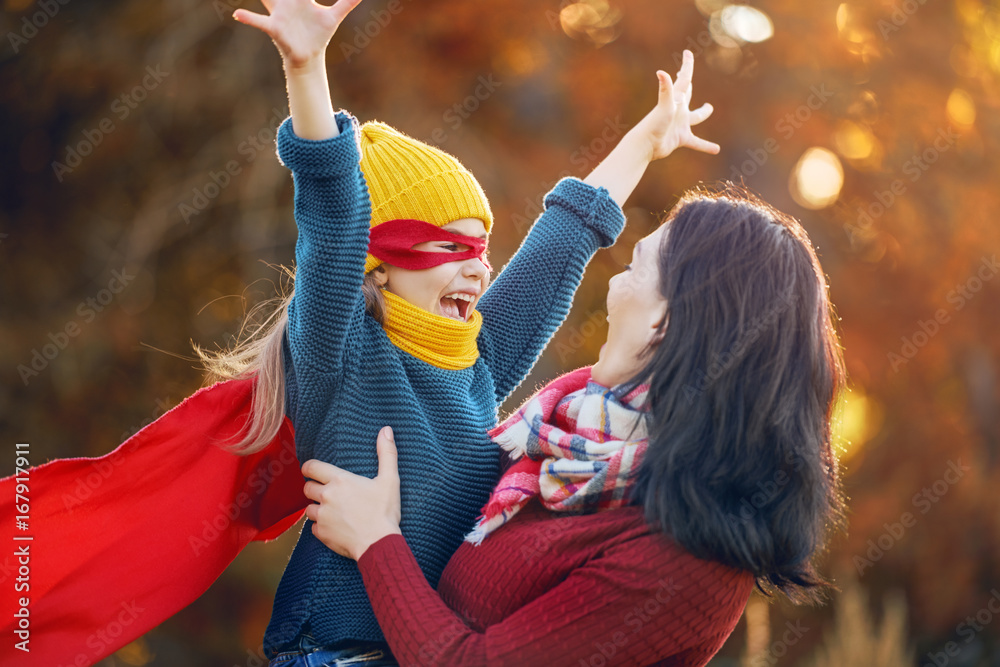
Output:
[443, 293, 475, 302]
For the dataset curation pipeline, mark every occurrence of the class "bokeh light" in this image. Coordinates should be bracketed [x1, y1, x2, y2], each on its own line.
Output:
[719, 5, 774, 43]
[834, 120, 876, 160]
[946, 88, 977, 127]
[790, 147, 844, 210]
[559, 0, 623, 47]
[832, 387, 885, 462]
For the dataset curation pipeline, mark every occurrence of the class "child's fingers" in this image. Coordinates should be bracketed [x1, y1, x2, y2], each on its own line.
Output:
[689, 102, 714, 126]
[687, 134, 721, 154]
[674, 50, 694, 97]
[331, 0, 366, 22]
[656, 70, 675, 109]
[232, 8, 272, 34]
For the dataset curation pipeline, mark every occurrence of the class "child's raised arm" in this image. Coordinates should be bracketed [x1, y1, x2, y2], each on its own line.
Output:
[231, 0, 371, 389]
[478, 51, 719, 402]
[234, 0, 363, 140]
[582, 49, 718, 205]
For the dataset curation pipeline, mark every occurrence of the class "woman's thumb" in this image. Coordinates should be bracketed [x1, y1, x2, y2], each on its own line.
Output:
[377, 426, 398, 478]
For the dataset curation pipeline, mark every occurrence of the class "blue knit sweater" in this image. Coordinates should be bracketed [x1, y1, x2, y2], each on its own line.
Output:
[263, 111, 625, 656]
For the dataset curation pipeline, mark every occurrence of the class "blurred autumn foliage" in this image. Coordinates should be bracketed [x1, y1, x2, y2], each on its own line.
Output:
[2, 0, 999, 664]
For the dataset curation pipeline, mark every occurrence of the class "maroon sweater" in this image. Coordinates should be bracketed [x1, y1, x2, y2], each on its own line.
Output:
[357, 498, 754, 666]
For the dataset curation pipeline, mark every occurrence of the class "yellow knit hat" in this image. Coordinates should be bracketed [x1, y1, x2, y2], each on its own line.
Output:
[359, 121, 493, 273]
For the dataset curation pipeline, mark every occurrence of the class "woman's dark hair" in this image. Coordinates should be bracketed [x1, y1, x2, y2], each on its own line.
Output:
[628, 182, 847, 605]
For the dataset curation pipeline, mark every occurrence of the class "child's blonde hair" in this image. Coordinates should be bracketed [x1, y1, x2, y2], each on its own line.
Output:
[194, 268, 386, 455]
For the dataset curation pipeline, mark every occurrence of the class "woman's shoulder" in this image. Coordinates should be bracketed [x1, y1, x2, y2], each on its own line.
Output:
[605, 506, 751, 574]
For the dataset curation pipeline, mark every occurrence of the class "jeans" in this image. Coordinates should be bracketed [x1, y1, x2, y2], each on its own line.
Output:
[268, 633, 398, 667]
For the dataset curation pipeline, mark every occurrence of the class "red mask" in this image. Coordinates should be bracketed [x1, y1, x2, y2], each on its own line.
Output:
[367, 219, 491, 271]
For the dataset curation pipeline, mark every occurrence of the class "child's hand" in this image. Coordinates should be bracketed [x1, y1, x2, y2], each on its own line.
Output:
[234, 0, 364, 70]
[634, 50, 719, 160]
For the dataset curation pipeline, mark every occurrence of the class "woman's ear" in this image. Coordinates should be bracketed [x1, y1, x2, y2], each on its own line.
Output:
[372, 266, 388, 288]
[648, 309, 669, 346]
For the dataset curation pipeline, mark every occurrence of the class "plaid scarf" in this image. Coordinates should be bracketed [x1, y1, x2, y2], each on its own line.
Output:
[465, 366, 650, 545]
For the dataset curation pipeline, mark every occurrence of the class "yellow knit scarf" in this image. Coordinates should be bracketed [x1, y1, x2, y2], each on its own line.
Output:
[381, 290, 482, 370]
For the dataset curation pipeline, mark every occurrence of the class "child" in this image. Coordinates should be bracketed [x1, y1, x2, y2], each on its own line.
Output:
[227, 0, 720, 662]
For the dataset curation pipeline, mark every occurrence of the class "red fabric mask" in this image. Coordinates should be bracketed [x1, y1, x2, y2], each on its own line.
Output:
[368, 219, 491, 271]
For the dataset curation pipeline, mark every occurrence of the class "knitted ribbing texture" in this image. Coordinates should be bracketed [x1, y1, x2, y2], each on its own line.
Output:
[381, 289, 483, 370]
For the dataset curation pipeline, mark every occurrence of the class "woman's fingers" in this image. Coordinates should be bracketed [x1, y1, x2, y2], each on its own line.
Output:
[376, 426, 399, 483]
[303, 480, 326, 502]
[301, 458, 342, 484]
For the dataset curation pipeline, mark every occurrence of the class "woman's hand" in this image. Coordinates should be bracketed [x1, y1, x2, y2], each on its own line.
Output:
[233, 0, 364, 70]
[302, 426, 402, 562]
[632, 50, 719, 160]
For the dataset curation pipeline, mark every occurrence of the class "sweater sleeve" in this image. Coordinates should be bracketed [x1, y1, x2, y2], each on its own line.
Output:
[477, 178, 624, 405]
[358, 532, 742, 666]
[278, 110, 372, 374]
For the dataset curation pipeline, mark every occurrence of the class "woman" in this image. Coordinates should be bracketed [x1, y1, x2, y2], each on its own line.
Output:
[302, 183, 848, 666]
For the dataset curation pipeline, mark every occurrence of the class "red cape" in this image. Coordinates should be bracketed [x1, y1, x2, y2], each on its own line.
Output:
[0, 378, 308, 666]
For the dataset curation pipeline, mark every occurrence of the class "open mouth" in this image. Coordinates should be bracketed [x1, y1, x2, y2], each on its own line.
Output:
[440, 292, 476, 322]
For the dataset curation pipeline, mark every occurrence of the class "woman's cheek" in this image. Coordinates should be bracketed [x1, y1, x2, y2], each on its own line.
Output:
[606, 279, 629, 316]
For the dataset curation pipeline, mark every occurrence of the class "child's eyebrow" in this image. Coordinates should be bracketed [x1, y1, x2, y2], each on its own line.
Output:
[444, 229, 488, 240]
